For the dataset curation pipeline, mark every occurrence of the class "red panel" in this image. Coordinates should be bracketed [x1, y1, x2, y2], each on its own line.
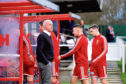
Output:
[0, 78, 19, 81]
[0, 5, 44, 11]
[0, 1, 34, 7]
[0, 0, 56, 15]
[23, 14, 76, 23]
[21, 8, 54, 13]
[0, 8, 54, 15]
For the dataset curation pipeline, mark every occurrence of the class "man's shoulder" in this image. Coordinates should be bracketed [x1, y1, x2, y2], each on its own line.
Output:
[38, 32, 51, 41]
[37, 32, 46, 40]
[39, 32, 46, 37]
[77, 35, 88, 44]
[100, 35, 106, 39]
[99, 35, 107, 42]
[81, 34, 88, 40]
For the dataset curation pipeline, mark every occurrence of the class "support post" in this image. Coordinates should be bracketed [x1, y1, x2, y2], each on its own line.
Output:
[57, 20, 60, 43]
[122, 44, 125, 73]
[19, 13, 23, 84]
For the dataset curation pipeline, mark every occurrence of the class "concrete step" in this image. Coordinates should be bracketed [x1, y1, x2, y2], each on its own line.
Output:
[60, 60, 73, 67]
[107, 61, 119, 68]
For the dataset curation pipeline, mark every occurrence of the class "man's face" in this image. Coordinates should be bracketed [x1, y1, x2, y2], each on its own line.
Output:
[108, 26, 111, 30]
[73, 28, 79, 37]
[44, 22, 53, 32]
[80, 20, 84, 25]
[89, 28, 98, 37]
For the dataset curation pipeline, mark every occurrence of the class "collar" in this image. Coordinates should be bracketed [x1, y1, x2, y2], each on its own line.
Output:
[78, 34, 83, 38]
[95, 34, 101, 38]
[43, 30, 51, 36]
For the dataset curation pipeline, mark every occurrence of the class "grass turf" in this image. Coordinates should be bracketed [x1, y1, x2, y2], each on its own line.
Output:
[117, 60, 126, 84]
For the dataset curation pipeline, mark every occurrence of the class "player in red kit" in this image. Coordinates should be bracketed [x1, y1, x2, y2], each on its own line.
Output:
[23, 33, 35, 84]
[51, 32, 60, 84]
[58, 24, 89, 84]
[89, 24, 108, 84]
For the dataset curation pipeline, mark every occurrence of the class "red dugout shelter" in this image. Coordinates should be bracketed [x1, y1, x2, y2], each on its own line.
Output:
[23, 12, 81, 43]
[0, 0, 59, 84]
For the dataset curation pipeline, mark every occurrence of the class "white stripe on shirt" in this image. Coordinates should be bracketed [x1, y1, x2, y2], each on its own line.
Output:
[23, 36, 30, 56]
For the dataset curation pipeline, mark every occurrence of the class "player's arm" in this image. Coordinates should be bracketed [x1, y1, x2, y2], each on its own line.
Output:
[23, 35, 34, 61]
[60, 37, 82, 59]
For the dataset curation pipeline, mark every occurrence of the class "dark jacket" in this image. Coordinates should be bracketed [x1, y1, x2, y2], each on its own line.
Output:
[36, 32, 54, 65]
[106, 29, 114, 42]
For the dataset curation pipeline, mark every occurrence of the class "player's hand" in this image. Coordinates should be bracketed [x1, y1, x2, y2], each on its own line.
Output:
[46, 63, 49, 66]
[46, 62, 50, 66]
[34, 63, 38, 67]
[29, 55, 34, 61]
[57, 56, 61, 60]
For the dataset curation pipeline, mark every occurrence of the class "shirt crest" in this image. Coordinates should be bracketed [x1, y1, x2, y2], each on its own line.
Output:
[96, 40, 99, 45]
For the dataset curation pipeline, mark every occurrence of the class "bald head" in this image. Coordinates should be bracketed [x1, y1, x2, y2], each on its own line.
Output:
[42, 19, 53, 32]
[43, 19, 53, 26]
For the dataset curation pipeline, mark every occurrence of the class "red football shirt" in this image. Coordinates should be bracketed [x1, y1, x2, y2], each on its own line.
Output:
[91, 34, 108, 66]
[61, 34, 89, 66]
[23, 33, 35, 66]
[51, 32, 60, 76]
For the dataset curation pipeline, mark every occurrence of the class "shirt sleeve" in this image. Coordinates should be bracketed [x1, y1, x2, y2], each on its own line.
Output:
[23, 35, 31, 56]
[61, 37, 82, 59]
[92, 36, 108, 64]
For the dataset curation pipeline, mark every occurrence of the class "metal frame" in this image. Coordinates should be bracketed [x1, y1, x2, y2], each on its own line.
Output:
[23, 12, 81, 22]
[23, 12, 81, 42]
[0, 0, 59, 15]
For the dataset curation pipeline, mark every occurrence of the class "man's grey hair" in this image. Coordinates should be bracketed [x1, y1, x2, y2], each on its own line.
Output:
[43, 19, 53, 26]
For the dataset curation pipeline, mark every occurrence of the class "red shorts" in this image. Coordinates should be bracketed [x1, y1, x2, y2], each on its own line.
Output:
[90, 65, 107, 78]
[52, 62, 59, 76]
[23, 55, 35, 76]
[24, 65, 34, 76]
[72, 65, 88, 80]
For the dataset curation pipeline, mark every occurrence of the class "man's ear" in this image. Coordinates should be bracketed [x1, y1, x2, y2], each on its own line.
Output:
[77, 29, 80, 33]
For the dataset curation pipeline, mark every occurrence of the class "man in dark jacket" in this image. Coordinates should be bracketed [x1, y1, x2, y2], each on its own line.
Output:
[106, 26, 114, 42]
[36, 19, 54, 84]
